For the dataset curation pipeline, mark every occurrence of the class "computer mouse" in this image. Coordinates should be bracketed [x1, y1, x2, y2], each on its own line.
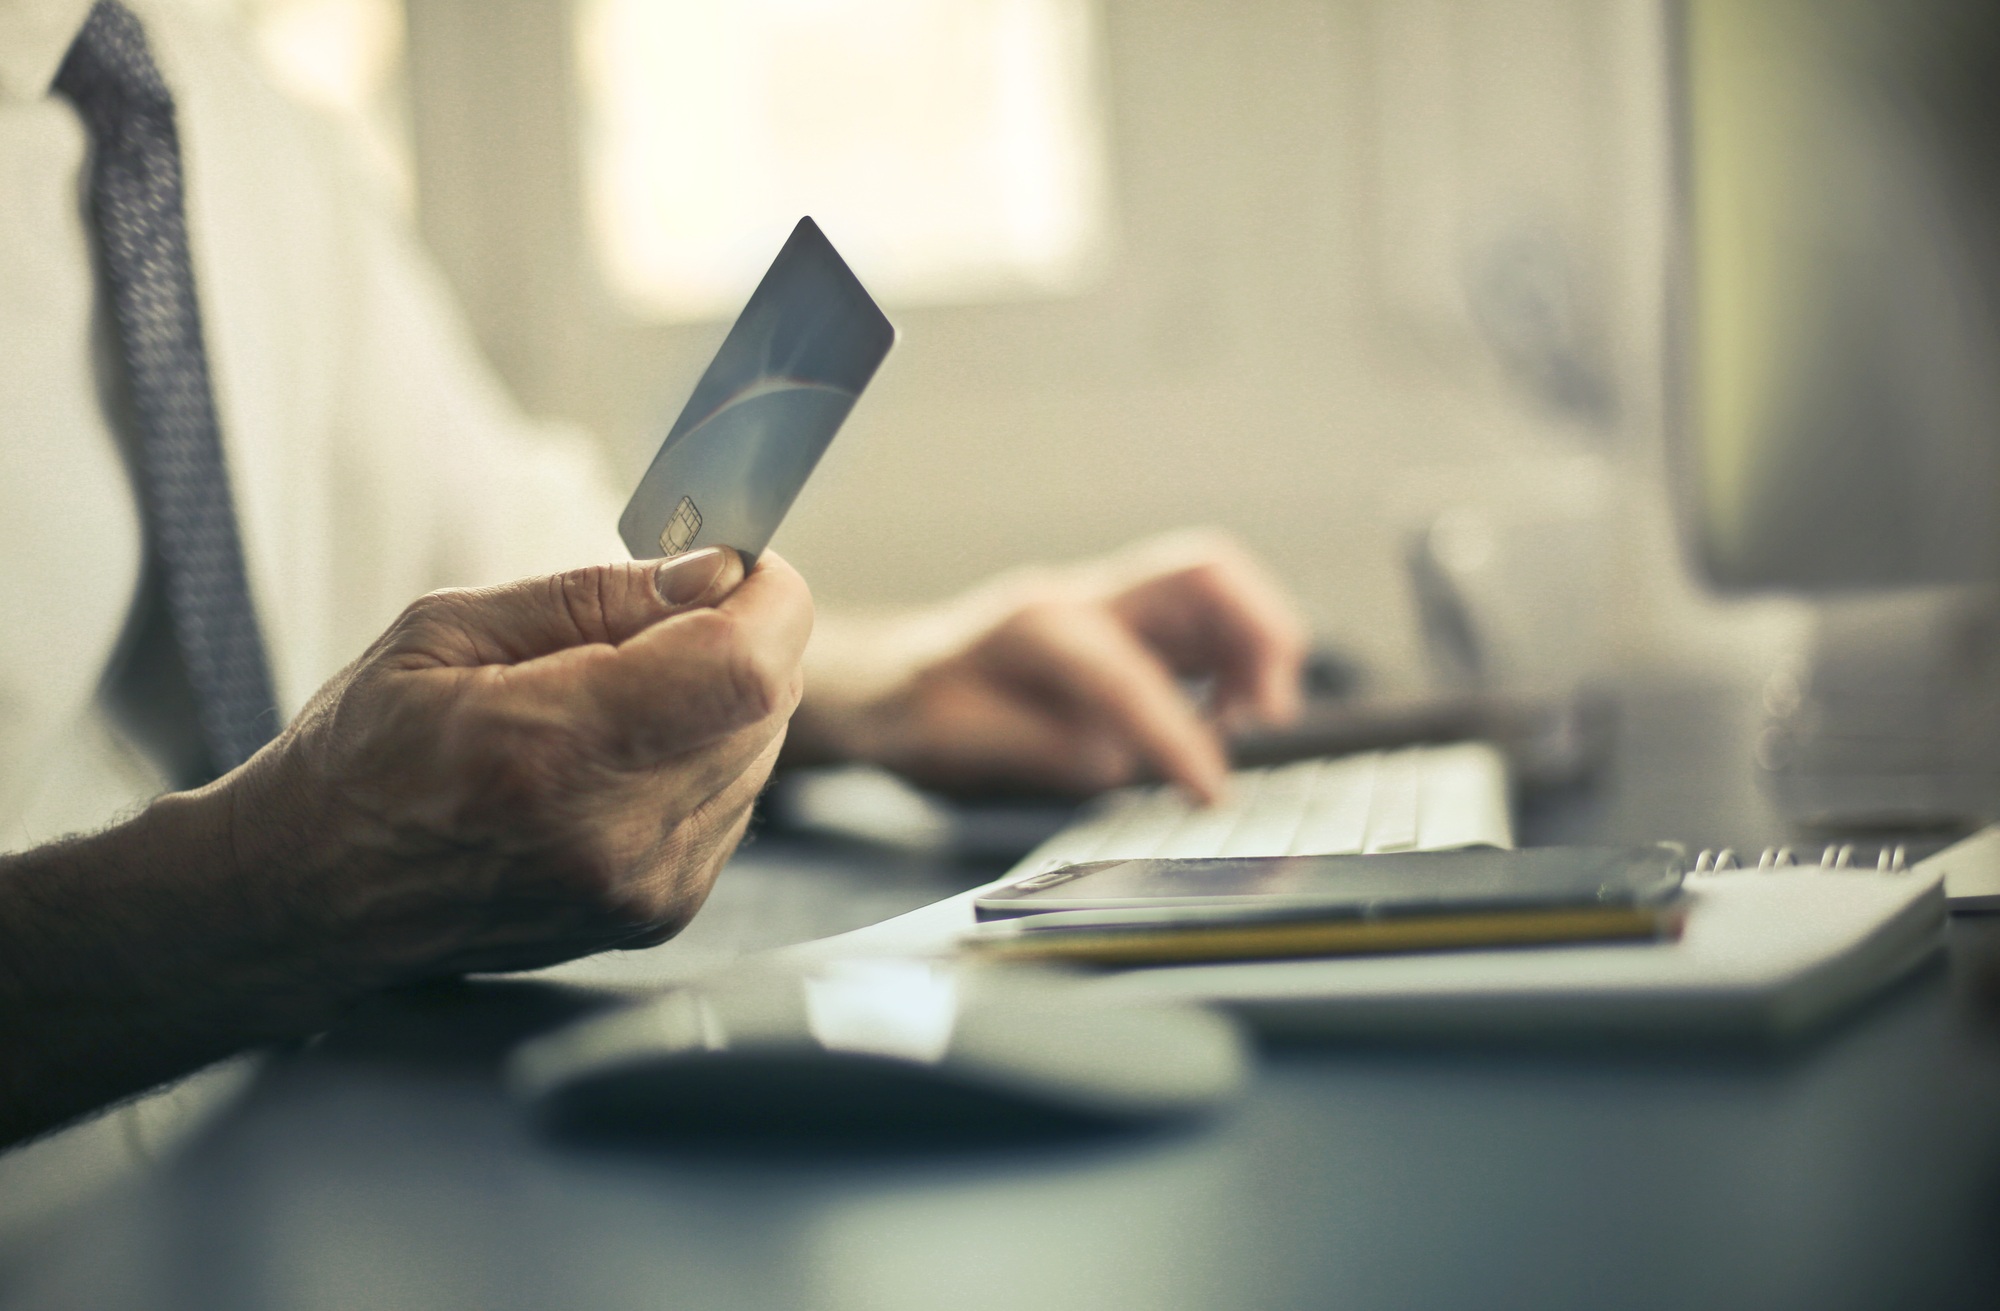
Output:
[506, 957, 1249, 1143]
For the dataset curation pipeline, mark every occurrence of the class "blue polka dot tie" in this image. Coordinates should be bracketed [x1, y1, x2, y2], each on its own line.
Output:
[56, 1, 280, 775]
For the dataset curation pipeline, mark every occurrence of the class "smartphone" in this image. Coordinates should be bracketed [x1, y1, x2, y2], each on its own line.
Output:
[619, 217, 896, 565]
[972, 846, 1686, 926]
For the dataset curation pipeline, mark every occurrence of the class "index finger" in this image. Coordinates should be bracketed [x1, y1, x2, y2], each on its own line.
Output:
[985, 599, 1231, 803]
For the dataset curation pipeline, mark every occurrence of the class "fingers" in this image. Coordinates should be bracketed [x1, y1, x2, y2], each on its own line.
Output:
[610, 737, 780, 949]
[510, 551, 816, 765]
[985, 599, 1230, 803]
[1104, 531, 1308, 729]
[395, 547, 747, 668]
[878, 679, 1139, 796]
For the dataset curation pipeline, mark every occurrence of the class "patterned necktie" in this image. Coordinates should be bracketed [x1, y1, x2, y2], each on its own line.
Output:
[56, 0, 279, 775]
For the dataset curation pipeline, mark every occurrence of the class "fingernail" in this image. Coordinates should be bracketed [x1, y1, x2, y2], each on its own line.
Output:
[654, 547, 728, 607]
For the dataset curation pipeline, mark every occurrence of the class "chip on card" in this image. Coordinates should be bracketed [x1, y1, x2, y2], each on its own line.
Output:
[619, 218, 896, 565]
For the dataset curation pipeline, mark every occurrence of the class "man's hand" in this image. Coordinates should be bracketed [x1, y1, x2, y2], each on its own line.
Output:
[786, 530, 1305, 803]
[235, 546, 812, 982]
[0, 547, 810, 1143]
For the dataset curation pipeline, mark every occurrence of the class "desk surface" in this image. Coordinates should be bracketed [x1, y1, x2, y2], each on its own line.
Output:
[5, 671, 2000, 1311]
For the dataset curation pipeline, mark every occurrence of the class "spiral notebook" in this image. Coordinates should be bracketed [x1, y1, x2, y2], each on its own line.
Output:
[796, 840, 1951, 1040]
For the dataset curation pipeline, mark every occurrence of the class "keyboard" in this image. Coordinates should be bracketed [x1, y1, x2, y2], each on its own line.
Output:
[1006, 742, 1515, 880]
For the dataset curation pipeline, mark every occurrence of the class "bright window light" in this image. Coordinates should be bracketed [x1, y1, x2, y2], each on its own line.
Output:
[577, 0, 1112, 320]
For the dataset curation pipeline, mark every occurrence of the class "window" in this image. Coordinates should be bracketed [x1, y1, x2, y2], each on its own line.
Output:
[576, 0, 1112, 320]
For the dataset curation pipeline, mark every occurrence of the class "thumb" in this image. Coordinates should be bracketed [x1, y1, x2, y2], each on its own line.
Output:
[400, 547, 746, 668]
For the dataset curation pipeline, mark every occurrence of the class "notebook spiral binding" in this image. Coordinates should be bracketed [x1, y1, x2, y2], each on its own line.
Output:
[1689, 844, 1910, 875]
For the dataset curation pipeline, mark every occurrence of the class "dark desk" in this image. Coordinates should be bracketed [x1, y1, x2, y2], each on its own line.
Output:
[5, 670, 1999, 1310]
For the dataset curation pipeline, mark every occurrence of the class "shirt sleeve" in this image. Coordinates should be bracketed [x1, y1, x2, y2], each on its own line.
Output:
[332, 184, 630, 592]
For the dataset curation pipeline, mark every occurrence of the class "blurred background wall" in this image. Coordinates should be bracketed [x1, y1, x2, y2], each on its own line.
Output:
[193, 0, 1799, 691]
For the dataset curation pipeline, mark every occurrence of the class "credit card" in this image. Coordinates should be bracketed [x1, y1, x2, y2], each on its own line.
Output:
[618, 217, 896, 564]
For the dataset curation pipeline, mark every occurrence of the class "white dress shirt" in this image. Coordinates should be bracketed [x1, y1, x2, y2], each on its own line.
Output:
[0, 0, 623, 1224]
[0, 0, 625, 850]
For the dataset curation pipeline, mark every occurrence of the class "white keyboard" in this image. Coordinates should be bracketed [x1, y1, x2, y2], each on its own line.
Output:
[1007, 742, 1515, 880]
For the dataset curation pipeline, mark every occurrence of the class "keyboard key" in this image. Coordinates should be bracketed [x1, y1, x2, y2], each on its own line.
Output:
[1362, 749, 1421, 852]
[1151, 770, 1265, 858]
[1286, 752, 1379, 855]
[1217, 759, 1322, 857]
[1094, 786, 1210, 861]
[1416, 741, 1516, 849]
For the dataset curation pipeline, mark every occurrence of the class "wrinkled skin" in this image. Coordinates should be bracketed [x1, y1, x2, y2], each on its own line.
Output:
[225, 547, 812, 984]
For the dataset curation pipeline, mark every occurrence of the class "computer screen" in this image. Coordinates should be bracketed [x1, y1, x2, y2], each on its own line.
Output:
[1673, 0, 2000, 591]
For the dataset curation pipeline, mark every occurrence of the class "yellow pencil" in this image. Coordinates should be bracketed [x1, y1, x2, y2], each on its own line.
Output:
[962, 904, 1683, 967]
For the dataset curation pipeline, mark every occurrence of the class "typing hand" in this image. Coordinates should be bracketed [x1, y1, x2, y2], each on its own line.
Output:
[231, 546, 812, 981]
[786, 530, 1306, 803]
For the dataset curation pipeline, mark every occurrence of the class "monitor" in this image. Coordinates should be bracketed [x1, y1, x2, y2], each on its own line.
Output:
[1672, 0, 2000, 592]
